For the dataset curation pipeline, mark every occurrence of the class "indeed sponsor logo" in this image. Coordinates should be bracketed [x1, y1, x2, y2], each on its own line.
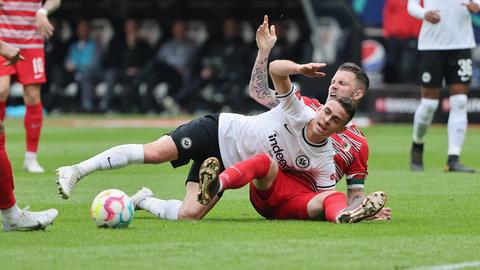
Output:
[268, 132, 290, 169]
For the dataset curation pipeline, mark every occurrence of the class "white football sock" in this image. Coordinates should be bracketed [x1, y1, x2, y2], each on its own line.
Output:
[1, 203, 22, 222]
[412, 98, 439, 144]
[76, 144, 144, 177]
[140, 197, 182, 220]
[448, 94, 468, 156]
[25, 151, 37, 160]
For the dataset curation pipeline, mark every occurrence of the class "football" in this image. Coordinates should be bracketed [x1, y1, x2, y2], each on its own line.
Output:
[90, 189, 135, 228]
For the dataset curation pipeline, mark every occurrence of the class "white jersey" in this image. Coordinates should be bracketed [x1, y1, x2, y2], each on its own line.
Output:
[408, 0, 478, 50]
[218, 86, 336, 191]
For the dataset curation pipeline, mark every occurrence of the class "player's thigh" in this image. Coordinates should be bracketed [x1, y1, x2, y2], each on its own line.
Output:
[418, 50, 444, 89]
[445, 49, 472, 91]
[143, 135, 179, 163]
[177, 181, 219, 220]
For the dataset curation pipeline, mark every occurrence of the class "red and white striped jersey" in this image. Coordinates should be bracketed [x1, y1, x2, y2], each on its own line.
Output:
[331, 123, 368, 186]
[299, 94, 369, 189]
[0, 0, 44, 49]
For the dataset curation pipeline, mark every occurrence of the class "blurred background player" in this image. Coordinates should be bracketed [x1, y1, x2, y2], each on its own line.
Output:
[0, 0, 61, 173]
[408, 0, 478, 173]
[0, 41, 58, 231]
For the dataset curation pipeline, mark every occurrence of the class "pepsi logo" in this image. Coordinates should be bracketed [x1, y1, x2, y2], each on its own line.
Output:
[361, 39, 386, 72]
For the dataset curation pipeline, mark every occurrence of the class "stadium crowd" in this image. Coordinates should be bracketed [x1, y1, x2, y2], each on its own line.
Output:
[34, 17, 313, 114]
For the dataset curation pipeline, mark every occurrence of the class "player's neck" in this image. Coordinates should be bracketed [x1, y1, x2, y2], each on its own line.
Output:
[305, 126, 329, 145]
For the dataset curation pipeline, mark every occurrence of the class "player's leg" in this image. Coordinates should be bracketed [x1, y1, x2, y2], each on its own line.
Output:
[443, 49, 475, 172]
[22, 83, 44, 173]
[56, 136, 171, 199]
[197, 154, 275, 205]
[0, 75, 11, 120]
[445, 84, 474, 172]
[411, 50, 441, 171]
[0, 121, 58, 231]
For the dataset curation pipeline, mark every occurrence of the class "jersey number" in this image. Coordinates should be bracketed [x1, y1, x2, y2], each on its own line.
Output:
[32, 57, 44, 75]
[457, 58, 472, 82]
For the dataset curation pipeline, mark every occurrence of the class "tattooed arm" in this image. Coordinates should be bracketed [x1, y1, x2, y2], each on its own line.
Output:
[248, 15, 280, 109]
[249, 51, 279, 109]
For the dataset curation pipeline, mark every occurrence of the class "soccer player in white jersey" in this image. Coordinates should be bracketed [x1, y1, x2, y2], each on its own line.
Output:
[0, 0, 61, 173]
[408, 0, 478, 172]
[194, 55, 386, 223]
[0, 41, 58, 231]
[56, 63, 356, 220]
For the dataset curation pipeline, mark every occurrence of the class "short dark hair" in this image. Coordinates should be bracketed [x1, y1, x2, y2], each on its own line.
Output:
[332, 96, 356, 124]
[338, 62, 369, 93]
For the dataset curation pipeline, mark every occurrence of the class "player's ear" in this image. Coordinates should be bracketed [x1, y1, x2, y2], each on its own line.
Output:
[353, 89, 364, 101]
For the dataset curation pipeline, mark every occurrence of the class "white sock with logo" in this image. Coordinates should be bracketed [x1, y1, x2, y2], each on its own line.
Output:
[412, 98, 439, 143]
[448, 94, 468, 155]
[76, 144, 144, 177]
[139, 198, 182, 220]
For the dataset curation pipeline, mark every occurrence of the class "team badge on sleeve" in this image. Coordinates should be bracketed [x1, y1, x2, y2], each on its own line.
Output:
[181, 137, 193, 149]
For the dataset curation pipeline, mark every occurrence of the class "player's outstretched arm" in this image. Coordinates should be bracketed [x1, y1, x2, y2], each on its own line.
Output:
[0, 41, 24, 66]
[269, 60, 326, 95]
[249, 15, 279, 109]
[35, 0, 62, 39]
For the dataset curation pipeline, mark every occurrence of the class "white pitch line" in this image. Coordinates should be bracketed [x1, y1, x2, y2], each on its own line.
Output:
[409, 261, 480, 270]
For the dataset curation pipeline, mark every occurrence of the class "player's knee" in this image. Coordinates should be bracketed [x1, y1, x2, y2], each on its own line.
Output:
[0, 121, 3, 133]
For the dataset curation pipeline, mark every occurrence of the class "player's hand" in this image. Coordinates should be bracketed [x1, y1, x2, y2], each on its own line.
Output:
[298, 63, 326, 78]
[424, 10, 441, 24]
[366, 207, 391, 221]
[35, 11, 54, 39]
[0, 43, 24, 66]
[463, 1, 480, 13]
[256, 15, 277, 54]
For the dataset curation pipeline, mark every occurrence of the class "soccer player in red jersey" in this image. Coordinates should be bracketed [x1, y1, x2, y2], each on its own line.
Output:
[0, 0, 61, 173]
[0, 40, 57, 231]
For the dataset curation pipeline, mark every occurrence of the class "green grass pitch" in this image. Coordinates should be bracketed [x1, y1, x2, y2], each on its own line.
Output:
[0, 117, 479, 270]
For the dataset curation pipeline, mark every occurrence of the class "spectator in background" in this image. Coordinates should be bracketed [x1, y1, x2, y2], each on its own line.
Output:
[64, 19, 103, 112]
[382, 0, 422, 83]
[269, 20, 296, 61]
[43, 18, 68, 112]
[135, 18, 196, 113]
[175, 17, 249, 113]
[101, 18, 152, 112]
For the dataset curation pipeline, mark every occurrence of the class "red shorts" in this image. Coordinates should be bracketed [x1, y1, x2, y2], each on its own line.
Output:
[0, 48, 46, 85]
[249, 170, 319, 220]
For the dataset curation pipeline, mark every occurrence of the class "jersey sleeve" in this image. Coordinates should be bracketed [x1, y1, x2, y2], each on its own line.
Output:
[345, 141, 369, 189]
[407, 0, 426, 20]
[277, 85, 314, 133]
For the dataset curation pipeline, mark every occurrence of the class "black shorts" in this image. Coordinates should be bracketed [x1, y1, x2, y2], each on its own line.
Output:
[418, 49, 472, 87]
[169, 114, 225, 183]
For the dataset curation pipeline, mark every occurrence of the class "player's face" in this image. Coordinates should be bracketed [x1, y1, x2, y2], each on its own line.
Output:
[310, 99, 349, 138]
[328, 71, 362, 104]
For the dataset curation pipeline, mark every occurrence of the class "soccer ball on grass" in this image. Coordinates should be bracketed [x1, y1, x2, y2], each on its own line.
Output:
[90, 189, 135, 228]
